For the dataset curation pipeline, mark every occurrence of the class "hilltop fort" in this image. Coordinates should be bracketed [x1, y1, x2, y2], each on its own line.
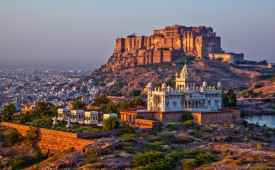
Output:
[102, 25, 244, 72]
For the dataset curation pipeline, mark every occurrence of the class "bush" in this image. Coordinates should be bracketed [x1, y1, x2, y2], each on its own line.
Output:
[120, 133, 137, 141]
[195, 152, 218, 166]
[182, 112, 193, 121]
[175, 133, 193, 143]
[121, 122, 135, 133]
[84, 149, 99, 164]
[132, 151, 174, 169]
[9, 155, 34, 170]
[189, 129, 201, 137]
[4, 131, 20, 147]
[102, 117, 120, 131]
[182, 159, 197, 169]
[31, 149, 46, 163]
[167, 124, 179, 131]
[2, 103, 16, 122]
[129, 89, 141, 96]
[183, 120, 195, 128]
[25, 126, 41, 148]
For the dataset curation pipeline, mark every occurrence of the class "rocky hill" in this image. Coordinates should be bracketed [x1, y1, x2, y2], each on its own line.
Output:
[82, 59, 261, 96]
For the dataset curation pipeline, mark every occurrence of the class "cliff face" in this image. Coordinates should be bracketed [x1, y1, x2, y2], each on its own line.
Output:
[101, 25, 223, 72]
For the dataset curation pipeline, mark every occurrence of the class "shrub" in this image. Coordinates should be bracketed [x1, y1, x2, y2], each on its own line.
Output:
[189, 128, 201, 138]
[121, 122, 134, 133]
[102, 117, 120, 131]
[4, 131, 20, 147]
[167, 124, 179, 131]
[182, 112, 193, 121]
[84, 149, 99, 164]
[32, 149, 46, 163]
[9, 155, 34, 170]
[195, 152, 219, 166]
[25, 126, 41, 148]
[132, 151, 174, 169]
[182, 159, 197, 169]
[183, 120, 195, 128]
[143, 143, 168, 152]
[175, 133, 193, 143]
[120, 133, 137, 141]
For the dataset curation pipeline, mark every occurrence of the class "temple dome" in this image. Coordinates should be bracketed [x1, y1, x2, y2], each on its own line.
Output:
[180, 61, 191, 78]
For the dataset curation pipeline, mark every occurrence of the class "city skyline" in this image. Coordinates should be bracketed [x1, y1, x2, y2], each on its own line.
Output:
[1, 0, 275, 69]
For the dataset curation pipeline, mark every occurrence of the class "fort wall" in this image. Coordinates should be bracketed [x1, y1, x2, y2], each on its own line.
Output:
[1, 122, 94, 155]
[120, 108, 242, 126]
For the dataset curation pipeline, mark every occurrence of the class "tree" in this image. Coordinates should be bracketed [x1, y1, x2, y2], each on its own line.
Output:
[72, 100, 85, 110]
[119, 97, 146, 110]
[182, 111, 193, 121]
[105, 102, 118, 113]
[223, 89, 237, 106]
[129, 89, 141, 96]
[19, 113, 31, 124]
[25, 126, 41, 148]
[34, 102, 52, 118]
[102, 117, 120, 131]
[92, 95, 110, 107]
[2, 103, 16, 122]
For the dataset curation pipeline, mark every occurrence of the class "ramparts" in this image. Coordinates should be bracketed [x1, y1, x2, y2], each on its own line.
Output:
[1, 122, 94, 155]
[103, 25, 224, 72]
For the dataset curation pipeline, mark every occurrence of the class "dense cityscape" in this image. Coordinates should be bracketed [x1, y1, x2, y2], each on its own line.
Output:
[0, 65, 101, 111]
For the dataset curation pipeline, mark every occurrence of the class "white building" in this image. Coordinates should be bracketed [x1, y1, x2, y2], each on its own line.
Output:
[103, 113, 118, 120]
[57, 108, 98, 125]
[57, 108, 71, 121]
[147, 62, 223, 112]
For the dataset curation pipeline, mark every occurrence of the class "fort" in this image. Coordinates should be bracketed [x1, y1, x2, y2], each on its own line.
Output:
[103, 25, 244, 72]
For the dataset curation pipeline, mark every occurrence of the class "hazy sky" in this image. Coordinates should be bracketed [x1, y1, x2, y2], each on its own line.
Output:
[1, 0, 275, 69]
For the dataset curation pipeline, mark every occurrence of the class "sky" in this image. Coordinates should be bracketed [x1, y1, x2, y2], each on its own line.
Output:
[0, 0, 275, 69]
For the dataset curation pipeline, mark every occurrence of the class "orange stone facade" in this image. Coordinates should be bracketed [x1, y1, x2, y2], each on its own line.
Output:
[115, 25, 223, 58]
[120, 107, 242, 126]
[103, 25, 224, 72]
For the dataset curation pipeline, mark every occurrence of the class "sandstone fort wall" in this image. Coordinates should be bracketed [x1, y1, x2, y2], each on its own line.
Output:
[1, 122, 94, 155]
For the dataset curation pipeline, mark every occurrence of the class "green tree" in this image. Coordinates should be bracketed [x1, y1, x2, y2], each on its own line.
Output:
[9, 155, 34, 170]
[2, 103, 16, 122]
[92, 95, 110, 107]
[25, 126, 41, 149]
[182, 111, 193, 121]
[4, 131, 20, 147]
[105, 102, 118, 113]
[128, 89, 141, 96]
[34, 102, 52, 117]
[19, 113, 31, 124]
[223, 89, 237, 106]
[102, 117, 120, 131]
[72, 100, 85, 110]
[119, 96, 146, 110]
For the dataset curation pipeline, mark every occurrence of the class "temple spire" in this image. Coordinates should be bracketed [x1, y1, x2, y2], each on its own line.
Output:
[180, 60, 191, 78]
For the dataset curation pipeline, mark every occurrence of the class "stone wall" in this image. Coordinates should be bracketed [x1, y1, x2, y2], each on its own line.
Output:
[1, 122, 94, 155]
[77, 130, 123, 139]
[192, 108, 242, 124]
